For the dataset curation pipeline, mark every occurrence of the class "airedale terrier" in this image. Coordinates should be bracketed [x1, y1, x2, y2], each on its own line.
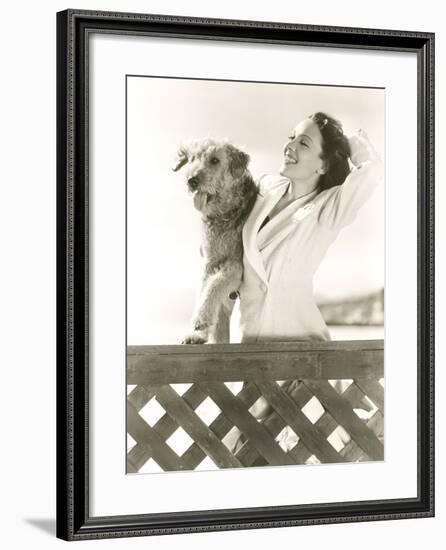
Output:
[173, 138, 258, 344]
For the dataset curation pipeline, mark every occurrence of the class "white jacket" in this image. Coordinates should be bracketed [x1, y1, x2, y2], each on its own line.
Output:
[235, 158, 384, 343]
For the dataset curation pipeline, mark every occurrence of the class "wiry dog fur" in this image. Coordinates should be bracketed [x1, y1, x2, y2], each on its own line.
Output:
[173, 138, 258, 344]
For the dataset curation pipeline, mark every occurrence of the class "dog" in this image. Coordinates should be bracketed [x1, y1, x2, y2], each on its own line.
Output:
[172, 138, 258, 344]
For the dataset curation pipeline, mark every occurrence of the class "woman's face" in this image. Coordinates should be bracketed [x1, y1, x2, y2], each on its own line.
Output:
[280, 118, 325, 182]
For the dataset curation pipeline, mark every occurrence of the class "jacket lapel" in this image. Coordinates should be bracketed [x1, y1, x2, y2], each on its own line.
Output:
[258, 195, 318, 252]
[242, 180, 289, 284]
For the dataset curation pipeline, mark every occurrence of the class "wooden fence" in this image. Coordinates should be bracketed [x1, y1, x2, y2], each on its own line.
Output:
[127, 340, 384, 472]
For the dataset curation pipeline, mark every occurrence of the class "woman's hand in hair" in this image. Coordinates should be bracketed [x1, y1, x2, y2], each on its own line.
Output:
[348, 129, 380, 167]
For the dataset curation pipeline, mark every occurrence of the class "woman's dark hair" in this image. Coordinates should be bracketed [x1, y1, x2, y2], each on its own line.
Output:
[309, 112, 351, 192]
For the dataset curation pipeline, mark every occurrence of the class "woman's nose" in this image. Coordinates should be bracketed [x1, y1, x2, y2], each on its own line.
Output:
[285, 143, 297, 156]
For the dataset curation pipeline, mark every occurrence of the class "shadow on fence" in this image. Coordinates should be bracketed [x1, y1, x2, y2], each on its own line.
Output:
[126, 340, 384, 473]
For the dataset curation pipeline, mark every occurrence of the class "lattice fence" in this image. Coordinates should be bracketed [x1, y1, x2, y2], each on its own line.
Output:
[127, 340, 384, 473]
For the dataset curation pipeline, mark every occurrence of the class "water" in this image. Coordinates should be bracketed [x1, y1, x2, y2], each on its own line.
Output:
[328, 325, 384, 341]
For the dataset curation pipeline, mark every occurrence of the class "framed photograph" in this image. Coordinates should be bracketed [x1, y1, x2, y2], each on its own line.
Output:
[56, 9, 434, 540]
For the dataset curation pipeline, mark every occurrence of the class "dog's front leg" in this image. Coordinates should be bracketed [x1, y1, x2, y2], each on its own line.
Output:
[182, 262, 242, 344]
[211, 298, 235, 344]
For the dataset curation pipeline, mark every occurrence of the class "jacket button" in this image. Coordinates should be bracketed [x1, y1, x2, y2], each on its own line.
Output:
[260, 283, 268, 292]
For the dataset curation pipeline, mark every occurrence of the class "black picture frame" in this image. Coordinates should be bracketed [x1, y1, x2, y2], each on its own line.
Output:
[56, 9, 435, 541]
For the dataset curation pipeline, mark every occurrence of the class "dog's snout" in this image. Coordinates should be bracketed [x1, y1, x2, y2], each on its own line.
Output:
[188, 176, 200, 190]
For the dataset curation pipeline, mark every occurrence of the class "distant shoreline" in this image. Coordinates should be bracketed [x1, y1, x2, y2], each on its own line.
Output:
[318, 289, 384, 326]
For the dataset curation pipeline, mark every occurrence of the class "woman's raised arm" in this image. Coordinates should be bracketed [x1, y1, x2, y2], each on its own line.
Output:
[317, 130, 384, 229]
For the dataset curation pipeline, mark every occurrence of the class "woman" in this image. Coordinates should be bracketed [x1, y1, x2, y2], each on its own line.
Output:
[237, 112, 383, 344]
[230, 112, 383, 456]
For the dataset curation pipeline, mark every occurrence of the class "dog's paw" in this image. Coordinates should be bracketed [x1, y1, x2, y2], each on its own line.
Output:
[181, 330, 208, 345]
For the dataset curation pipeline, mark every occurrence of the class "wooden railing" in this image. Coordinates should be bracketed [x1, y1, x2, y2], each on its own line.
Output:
[127, 340, 384, 473]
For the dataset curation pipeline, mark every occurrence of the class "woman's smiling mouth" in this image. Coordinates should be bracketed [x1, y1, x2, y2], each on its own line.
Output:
[284, 149, 298, 164]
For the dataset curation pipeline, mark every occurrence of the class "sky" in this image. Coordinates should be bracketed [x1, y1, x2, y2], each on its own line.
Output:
[126, 76, 385, 344]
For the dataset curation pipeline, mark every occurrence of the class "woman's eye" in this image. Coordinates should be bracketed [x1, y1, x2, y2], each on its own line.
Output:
[287, 136, 295, 141]
[300, 140, 309, 148]
[210, 157, 220, 165]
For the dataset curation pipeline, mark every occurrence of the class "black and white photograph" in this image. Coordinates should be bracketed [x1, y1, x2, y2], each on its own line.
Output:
[0, 0, 441, 545]
[52, 7, 434, 542]
[126, 76, 385, 473]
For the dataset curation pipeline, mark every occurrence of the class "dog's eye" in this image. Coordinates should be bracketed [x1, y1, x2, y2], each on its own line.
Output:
[210, 157, 220, 165]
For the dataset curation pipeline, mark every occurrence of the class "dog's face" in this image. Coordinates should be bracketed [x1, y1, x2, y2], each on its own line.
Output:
[172, 139, 250, 213]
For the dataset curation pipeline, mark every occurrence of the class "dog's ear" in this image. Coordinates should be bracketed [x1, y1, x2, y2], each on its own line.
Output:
[228, 145, 250, 179]
[172, 146, 189, 172]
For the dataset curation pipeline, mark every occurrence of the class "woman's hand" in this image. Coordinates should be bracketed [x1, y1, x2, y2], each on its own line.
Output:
[348, 129, 380, 167]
